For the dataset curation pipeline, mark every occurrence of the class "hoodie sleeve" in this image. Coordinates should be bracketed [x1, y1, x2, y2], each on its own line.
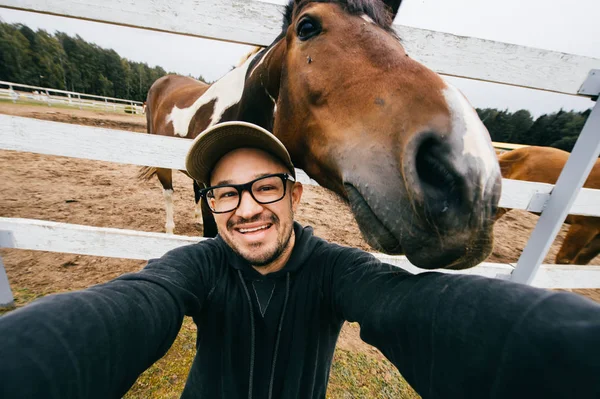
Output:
[0, 240, 222, 399]
[329, 246, 600, 399]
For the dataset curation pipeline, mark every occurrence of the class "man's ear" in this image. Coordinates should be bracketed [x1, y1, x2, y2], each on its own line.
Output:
[291, 182, 303, 212]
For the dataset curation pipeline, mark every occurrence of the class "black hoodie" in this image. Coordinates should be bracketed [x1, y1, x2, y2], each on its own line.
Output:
[1, 223, 599, 399]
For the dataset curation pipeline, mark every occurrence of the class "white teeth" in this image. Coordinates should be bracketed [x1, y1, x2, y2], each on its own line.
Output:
[239, 225, 269, 233]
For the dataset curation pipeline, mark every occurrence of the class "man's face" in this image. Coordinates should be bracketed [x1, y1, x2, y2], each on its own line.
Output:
[210, 148, 303, 266]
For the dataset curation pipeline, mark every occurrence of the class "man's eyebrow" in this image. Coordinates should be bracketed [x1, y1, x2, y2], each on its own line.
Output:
[213, 173, 276, 186]
[213, 179, 233, 186]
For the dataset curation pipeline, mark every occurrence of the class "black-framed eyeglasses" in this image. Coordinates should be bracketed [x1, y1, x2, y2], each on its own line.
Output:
[199, 173, 296, 214]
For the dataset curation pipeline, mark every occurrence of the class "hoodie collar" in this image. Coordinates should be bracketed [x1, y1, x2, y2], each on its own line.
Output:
[217, 222, 319, 279]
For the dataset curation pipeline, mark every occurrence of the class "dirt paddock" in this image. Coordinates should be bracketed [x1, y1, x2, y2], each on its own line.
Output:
[1, 103, 599, 323]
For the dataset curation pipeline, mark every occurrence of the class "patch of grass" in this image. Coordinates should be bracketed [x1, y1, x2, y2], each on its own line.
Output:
[124, 318, 197, 399]
[13, 287, 47, 304]
[0, 304, 15, 315]
[0, 97, 141, 115]
[0, 97, 86, 111]
[0, 287, 50, 316]
[328, 349, 420, 399]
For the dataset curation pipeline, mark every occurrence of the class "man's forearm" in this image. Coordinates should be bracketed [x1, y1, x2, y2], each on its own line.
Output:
[0, 279, 184, 399]
[357, 272, 600, 398]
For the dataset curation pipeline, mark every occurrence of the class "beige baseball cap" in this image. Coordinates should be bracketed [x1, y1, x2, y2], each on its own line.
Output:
[185, 121, 296, 185]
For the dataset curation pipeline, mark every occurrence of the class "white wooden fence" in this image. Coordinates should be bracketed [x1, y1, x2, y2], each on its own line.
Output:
[0, 81, 144, 114]
[1, 0, 599, 308]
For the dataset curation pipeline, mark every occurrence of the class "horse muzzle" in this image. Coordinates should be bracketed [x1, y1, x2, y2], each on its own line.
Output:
[342, 129, 502, 270]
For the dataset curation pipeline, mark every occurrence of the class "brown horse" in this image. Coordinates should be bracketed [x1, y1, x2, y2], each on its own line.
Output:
[142, 0, 502, 270]
[498, 146, 600, 265]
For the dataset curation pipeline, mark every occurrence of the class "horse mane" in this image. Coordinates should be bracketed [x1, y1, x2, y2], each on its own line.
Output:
[283, 0, 397, 34]
[237, 46, 264, 67]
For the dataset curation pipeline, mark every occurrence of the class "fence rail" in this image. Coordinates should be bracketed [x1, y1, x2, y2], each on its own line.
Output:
[2, 217, 599, 289]
[0, 81, 144, 114]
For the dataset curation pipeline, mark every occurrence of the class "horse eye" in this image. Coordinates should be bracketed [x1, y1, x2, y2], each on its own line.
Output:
[297, 17, 321, 40]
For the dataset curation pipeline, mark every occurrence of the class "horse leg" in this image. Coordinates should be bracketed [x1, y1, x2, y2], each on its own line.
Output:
[193, 180, 203, 224]
[156, 168, 176, 234]
[201, 201, 218, 237]
[573, 234, 600, 265]
[555, 224, 597, 264]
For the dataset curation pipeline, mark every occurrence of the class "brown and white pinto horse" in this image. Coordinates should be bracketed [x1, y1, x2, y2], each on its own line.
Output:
[497, 146, 600, 265]
[141, 0, 502, 270]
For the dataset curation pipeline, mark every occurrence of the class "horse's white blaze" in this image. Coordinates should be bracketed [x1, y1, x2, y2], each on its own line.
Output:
[163, 188, 175, 234]
[166, 52, 261, 137]
[443, 84, 498, 182]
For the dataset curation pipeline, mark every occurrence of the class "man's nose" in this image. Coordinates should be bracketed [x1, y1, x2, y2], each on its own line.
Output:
[235, 190, 263, 218]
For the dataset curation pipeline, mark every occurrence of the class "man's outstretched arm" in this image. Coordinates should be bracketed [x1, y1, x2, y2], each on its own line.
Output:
[0, 242, 218, 399]
[330, 247, 600, 399]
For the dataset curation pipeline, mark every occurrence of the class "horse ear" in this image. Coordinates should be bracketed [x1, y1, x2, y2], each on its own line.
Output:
[382, 0, 402, 21]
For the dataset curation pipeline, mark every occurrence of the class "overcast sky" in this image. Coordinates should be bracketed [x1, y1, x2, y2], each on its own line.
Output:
[1, 0, 598, 117]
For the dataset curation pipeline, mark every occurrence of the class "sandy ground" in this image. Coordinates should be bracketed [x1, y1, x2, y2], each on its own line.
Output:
[1, 103, 598, 358]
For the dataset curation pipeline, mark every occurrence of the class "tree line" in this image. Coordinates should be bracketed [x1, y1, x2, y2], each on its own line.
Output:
[476, 108, 591, 152]
[0, 21, 207, 102]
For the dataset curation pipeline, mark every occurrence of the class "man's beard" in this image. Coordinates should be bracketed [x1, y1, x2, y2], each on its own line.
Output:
[225, 213, 294, 266]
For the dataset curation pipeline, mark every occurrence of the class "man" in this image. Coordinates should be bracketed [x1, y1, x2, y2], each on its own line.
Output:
[0, 121, 599, 399]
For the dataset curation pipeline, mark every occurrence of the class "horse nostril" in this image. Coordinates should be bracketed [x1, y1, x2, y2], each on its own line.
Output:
[416, 139, 454, 188]
[415, 138, 463, 213]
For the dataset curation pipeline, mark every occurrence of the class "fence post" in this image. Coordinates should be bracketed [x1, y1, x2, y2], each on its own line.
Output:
[0, 231, 15, 309]
[9, 85, 17, 103]
[511, 72, 600, 284]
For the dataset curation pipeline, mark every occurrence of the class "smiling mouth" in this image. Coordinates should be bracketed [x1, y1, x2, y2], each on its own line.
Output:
[236, 224, 273, 234]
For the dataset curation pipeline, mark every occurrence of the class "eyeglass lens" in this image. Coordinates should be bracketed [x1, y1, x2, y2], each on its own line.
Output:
[207, 175, 286, 213]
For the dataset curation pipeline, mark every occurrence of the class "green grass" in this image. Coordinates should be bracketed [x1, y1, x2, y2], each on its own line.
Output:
[0, 287, 48, 315]
[124, 318, 197, 399]
[0, 97, 143, 116]
[328, 349, 420, 399]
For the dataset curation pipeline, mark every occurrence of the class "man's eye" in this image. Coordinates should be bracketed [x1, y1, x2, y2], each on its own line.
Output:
[256, 185, 276, 192]
[218, 190, 238, 200]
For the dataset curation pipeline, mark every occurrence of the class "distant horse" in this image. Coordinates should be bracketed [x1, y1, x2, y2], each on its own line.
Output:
[497, 146, 600, 265]
[141, 0, 501, 270]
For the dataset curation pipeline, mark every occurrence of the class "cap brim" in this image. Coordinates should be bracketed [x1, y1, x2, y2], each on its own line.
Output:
[185, 121, 296, 185]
